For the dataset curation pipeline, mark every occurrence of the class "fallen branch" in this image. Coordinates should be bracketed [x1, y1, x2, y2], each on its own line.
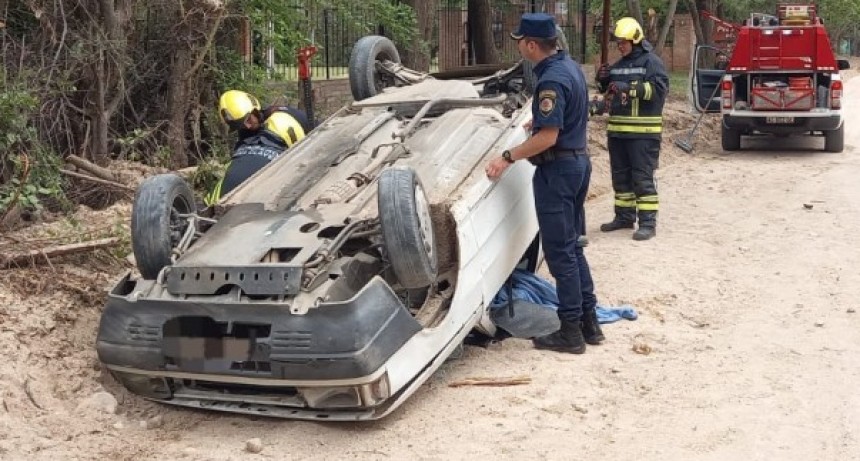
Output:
[1, 237, 121, 269]
[65, 154, 117, 182]
[448, 375, 532, 388]
[60, 169, 134, 194]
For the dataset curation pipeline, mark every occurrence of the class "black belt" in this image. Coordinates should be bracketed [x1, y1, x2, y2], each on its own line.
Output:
[528, 148, 586, 166]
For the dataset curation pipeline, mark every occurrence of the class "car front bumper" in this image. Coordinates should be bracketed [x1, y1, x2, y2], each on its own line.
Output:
[97, 274, 422, 418]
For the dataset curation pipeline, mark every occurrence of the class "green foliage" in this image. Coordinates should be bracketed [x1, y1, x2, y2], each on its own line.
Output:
[0, 85, 66, 214]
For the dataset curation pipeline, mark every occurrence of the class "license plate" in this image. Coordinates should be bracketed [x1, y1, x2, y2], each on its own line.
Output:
[766, 116, 794, 124]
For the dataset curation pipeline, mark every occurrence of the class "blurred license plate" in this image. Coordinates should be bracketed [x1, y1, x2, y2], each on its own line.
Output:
[766, 117, 794, 124]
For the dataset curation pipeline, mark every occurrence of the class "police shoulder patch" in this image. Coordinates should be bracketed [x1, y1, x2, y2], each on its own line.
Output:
[538, 89, 557, 117]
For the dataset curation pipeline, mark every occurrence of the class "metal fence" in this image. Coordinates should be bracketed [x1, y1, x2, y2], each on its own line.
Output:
[272, 0, 587, 81]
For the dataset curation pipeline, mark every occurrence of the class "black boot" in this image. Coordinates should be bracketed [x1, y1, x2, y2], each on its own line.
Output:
[633, 226, 656, 241]
[533, 319, 586, 354]
[633, 210, 657, 241]
[600, 205, 636, 232]
[580, 309, 605, 345]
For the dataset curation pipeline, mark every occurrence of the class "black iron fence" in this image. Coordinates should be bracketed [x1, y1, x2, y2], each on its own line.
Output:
[270, 0, 587, 81]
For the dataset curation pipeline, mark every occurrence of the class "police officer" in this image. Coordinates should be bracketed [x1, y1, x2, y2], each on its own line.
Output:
[596, 17, 669, 241]
[486, 13, 603, 353]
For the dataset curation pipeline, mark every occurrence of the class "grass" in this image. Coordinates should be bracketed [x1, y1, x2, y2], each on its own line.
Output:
[669, 70, 691, 100]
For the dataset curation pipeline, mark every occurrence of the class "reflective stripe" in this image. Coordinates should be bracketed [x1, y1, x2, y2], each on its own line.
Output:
[610, 67, 646, 76]
[637, 195, 659, 211]
[615, 192, 636, 208]
[607, 124, 663, 134]
[609, 116, 662, 123]
[632, 97, 639, 117]
[204, 178, 224, 207]
[643, 82, 653, 100]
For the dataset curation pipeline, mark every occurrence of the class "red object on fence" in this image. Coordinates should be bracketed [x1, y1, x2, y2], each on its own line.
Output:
[297, 46, 318, 80]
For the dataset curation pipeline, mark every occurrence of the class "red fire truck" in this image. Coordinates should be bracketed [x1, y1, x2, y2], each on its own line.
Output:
[691, 3, 850, 152]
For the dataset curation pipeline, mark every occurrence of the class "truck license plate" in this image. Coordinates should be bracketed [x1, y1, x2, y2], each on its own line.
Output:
[766, 116, 794, 124]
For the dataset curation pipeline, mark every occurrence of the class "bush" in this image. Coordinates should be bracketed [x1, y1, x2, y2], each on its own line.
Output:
[0, 86, 66, 215]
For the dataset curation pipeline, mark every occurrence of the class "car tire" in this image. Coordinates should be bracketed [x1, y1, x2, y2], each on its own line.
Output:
[131, 174, 196, 279]
[721, 124, 741, 151]
[349, 35, 401, 101]
[824, 123, 844, 153]
[378, 166, 438, 289]
[521, 60, 537, 96]
[555, 26, 569, 52]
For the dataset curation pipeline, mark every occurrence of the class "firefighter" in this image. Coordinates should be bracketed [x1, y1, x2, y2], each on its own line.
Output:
[206, 112, 306, 205]
[218, 90, 312, 149]
[596, 17, 669, 241]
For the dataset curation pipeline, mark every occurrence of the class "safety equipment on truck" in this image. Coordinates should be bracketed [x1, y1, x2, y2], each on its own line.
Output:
[614, 17, 644, 44]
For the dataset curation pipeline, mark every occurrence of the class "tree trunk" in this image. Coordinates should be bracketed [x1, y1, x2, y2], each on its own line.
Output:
[687, 0, 706, 46]
[165, 1, 225, 168]
[467, 0, 499, 65]
[83, 0, 132, 165]
[402, 0, 438, 71]
[655, 0, 679, 55]
[626, 0, 644, 28]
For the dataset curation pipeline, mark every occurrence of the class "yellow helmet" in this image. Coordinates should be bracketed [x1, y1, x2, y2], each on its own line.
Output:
[264, 112, 306, 147]
[614, 17, 644, 44]
[218, 90, 261, 130]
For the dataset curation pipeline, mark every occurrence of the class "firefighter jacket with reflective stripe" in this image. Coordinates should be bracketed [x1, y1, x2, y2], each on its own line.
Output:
[598, 41, 669, 139]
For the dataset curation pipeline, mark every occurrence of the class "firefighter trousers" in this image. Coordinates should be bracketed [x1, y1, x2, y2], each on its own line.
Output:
[607, 137, 660, 227]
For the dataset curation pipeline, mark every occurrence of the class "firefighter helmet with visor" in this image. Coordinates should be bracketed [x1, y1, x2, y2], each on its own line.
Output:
[614, 17, 644, 44]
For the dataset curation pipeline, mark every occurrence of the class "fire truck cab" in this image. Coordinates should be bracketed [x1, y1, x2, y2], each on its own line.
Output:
[691, 4, 850, 152]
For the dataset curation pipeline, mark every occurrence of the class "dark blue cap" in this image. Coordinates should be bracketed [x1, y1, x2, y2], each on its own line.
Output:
[510, 13, 557, 40]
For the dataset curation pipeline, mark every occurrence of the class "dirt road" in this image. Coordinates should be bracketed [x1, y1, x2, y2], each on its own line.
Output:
[2, 72, 859, 460]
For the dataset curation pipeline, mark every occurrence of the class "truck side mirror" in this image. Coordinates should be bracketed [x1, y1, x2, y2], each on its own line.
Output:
[837, 59, 850, 71]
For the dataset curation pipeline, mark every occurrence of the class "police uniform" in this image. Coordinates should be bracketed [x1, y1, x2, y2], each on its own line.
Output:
[597, 38, 668, 238]
[510, 14, 602, 352]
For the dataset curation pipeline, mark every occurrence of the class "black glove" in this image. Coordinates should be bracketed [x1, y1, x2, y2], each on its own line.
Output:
[588, 98, 607, 117]
[608, 81, 630, 94]
[596, 64, 611, 85]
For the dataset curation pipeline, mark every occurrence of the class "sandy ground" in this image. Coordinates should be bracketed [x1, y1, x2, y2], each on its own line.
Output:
[2, 65, 860, 460]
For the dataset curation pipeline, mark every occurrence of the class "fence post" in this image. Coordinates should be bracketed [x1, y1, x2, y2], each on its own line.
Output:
[324, 8, 331, 80]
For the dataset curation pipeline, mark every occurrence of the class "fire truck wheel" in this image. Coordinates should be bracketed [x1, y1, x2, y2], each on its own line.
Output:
[721, 125, 741, 151]
[824, 124, 844, 153]
[349, 35, 401, 101]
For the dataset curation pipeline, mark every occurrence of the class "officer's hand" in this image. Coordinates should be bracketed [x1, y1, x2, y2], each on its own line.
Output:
[523, 120, 533, 132]
[485, 156, 511, 180]
[596, 64, 610, 82]
[608, 81, 630, 94]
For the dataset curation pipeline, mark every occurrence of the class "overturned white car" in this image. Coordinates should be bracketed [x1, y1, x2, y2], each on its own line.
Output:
[97, 36, 547, 420]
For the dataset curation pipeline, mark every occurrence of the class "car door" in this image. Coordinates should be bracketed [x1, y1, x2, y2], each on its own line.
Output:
[690, 44, 729, 113]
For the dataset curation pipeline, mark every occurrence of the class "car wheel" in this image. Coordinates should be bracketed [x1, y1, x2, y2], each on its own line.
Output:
[521, 60, 537, 96]
[556, 26, 569, 52]
[824, 123, 844, 153]
[721, 124, 741, 151]
[378, 166, 438, 289]
[131, 174, 196, 279]
[348, 35, 401, 101]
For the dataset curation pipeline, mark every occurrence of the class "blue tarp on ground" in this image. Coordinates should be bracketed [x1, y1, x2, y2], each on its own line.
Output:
[490, 269, 638, 324]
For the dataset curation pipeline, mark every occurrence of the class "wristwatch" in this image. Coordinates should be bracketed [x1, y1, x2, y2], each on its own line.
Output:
[502, 150, 514, 163]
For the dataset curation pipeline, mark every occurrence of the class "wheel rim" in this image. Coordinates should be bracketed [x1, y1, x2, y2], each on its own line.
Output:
[167, 195, 193, 250]
[413, 184, 435, 263]
[373, 56, 397, 94]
